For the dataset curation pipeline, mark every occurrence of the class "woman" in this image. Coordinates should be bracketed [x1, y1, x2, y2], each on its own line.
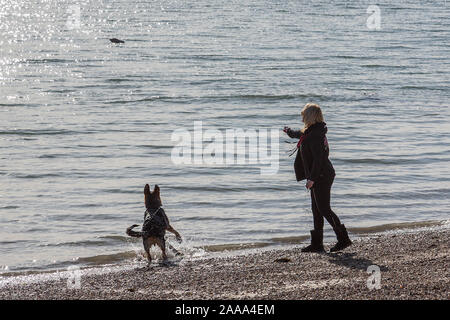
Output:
[284, 103, 351, 253]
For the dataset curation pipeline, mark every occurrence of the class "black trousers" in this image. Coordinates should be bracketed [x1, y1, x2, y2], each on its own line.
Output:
[310, 175, 341, 231]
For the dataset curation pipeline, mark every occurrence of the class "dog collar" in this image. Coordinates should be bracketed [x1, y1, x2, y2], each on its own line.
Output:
[144, 206, 162, 221]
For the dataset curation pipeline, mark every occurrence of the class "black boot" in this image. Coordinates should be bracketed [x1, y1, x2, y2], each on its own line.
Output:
[301, 230, 325, 253]
[330, 224, 352, 252]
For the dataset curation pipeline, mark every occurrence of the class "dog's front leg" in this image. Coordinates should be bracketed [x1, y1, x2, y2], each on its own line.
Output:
[167, 225, 182, 242]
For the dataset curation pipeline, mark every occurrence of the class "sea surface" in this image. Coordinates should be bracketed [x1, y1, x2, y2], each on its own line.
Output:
[1, 0, 449, 275]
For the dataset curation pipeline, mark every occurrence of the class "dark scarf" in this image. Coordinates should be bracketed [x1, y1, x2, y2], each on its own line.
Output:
[297, 122, 327, 149]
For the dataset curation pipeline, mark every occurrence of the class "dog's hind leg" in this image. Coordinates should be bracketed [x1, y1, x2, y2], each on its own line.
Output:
[156, 238, 168, 262]
[143, 238, 152, 265]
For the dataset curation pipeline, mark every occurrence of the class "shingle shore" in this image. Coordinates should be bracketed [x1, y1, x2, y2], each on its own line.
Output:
[1, 228, 448, 300]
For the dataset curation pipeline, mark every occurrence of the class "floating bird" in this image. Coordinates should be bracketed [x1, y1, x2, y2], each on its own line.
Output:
[110, 38, 125, 44]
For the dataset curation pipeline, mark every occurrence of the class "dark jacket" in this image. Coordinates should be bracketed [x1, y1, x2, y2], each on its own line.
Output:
[287, 122, 335, 182]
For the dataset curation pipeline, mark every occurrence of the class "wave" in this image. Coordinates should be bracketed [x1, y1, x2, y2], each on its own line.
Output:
[0, 103, 34, 107]
[270, 235, 310, 244]
[181, 216, 245, 222]
[335, 156, 449, 165]
[105, 78, 136, 83]
[0, 205, 20, 210]
[348, 220, 446, 234]
[103, 188, 141, 194]
[25, 58, 72, 64]
[136, 144, 173, 150]
[335, 158, 415, 165]
[167, 185, 287, 193]
[12, 173, 62, 179]
[76, 251, 138, 265]
[0, 240, 33, 245]
[166, 54, 252, 62]
[345, 188, 450, 200]
[105, 93, 328, 105]
[43, 240, 111, 247]
[361, 64, 410, 69]
[99, 235, 135, 242]
[37, 154, 60, 159]
[331, 55, 369, 59]
[0, 129, 77, 136]
[400, 86, 448, 91]
[0, 128, 151, 137]
[49, 213, 125, 222]
[202, 242, 271, 252]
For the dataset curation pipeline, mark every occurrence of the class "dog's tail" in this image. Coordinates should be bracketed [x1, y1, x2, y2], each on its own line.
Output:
[126, 224, 143, 237]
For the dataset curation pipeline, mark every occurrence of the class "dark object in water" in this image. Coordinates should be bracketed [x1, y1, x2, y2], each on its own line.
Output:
[110, 38, 125, 44]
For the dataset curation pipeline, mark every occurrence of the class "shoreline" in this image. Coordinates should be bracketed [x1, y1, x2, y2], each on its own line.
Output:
[1, 225, 448, 300]
[1, 219, 446, 278]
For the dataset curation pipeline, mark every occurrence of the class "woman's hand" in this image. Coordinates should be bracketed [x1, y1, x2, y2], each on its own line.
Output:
[306, 180, 314, 189]
[284, 127, 303, 139]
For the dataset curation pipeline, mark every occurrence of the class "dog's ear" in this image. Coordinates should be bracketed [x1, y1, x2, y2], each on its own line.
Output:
[153, 184, 160, 196]
[144, 184, 151, 209]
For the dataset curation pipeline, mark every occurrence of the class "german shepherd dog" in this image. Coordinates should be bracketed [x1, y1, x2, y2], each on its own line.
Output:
[126, 184, 182, 264]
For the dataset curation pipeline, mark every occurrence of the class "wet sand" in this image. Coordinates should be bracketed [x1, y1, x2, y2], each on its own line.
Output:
[1, 228, 448, 300]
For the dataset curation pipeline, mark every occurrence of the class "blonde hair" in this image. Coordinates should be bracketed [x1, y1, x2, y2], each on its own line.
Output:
[301, 103, 324, 132]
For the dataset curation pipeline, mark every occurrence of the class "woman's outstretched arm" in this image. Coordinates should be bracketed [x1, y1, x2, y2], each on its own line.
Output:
[283, 127, 303, 139]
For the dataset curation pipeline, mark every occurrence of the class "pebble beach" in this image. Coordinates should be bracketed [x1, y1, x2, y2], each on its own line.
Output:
[1, 227, 448, 300]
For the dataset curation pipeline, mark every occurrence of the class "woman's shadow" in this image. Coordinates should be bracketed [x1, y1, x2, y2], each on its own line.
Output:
[325, 252, 388, 272]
